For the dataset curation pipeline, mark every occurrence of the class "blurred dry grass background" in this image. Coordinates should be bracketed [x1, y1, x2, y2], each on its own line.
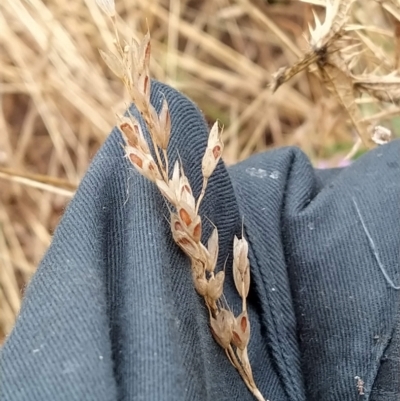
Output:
[0, 0, 399, 342]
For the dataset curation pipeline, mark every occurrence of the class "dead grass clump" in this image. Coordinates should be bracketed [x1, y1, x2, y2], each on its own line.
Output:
[272, 0, 400, 155]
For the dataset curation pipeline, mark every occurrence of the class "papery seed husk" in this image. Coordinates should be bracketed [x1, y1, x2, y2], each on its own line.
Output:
[172, 229, 201, 260]
[143, 74, 151, 103]
[233, 236, 249, 275]
[206, 271, 225, 302]
[158, 98, 171, 150]
[126, 148, 161, 182]
[232, 311, 250, 351]
[138, 32, 151, 74]
[156, 179, 176, 205]
[192, 220, 202, 243]
[202, 147, 219, 179]
[179, 175, 196, 211]
[208, 121, 220, 145]
[171, 163, 181, 191]
[233, 261, 250, 299]
[125, 116, 151, 154]
[170, 212, 184, 235]
[127, 149, 143, 168]
[177, 203, 201, 242]
[175, 210, 202, 243]
[242, 266, 250, 299]
[212, 144, 222, 160]
[179, 207, 192, 226]
[210, 309, 235, 349]
[126, 86, 148, 120]
[148, 104, 160, 133]
[171, 160, 180, 181]
[146, 159, 162, 181]
[192, 258, 206, 276]
[137, 73, 151, 103]
[171, 213, 184, 232]
[141, 38, 150, 61]
[167, 161, 182, 204]
[198, 242, 210, 268]
[119, 121, 138, 148]
[206, 228, 219, 272]
[193, 272, 208, 297]
[201, 121, 223, 179]
[180, 189, 196, 212]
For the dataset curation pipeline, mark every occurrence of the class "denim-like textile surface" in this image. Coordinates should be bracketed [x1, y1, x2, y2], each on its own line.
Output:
[1, 82, 399, 401]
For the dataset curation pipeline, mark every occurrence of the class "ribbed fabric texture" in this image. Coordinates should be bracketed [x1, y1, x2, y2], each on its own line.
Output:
[0, 81, 399, 401]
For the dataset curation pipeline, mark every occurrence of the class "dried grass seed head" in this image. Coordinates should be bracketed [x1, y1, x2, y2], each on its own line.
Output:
[98, 15, 261, 397]
[271, 0, 355, 94]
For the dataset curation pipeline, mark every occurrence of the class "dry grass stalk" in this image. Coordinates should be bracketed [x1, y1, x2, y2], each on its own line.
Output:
[96, 1, 266, 399]
[0, 167, 76, 197]
[273, 0, 400, 149]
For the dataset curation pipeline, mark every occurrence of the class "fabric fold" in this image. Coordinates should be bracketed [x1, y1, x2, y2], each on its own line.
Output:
[282, 142, 400, 400]
[1, 82, 286, 401]
[1, 81, 399, 401]
[228, 149, 310, 401]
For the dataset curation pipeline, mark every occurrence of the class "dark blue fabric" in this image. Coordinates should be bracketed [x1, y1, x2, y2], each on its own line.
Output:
[0, 81, 399, 401]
